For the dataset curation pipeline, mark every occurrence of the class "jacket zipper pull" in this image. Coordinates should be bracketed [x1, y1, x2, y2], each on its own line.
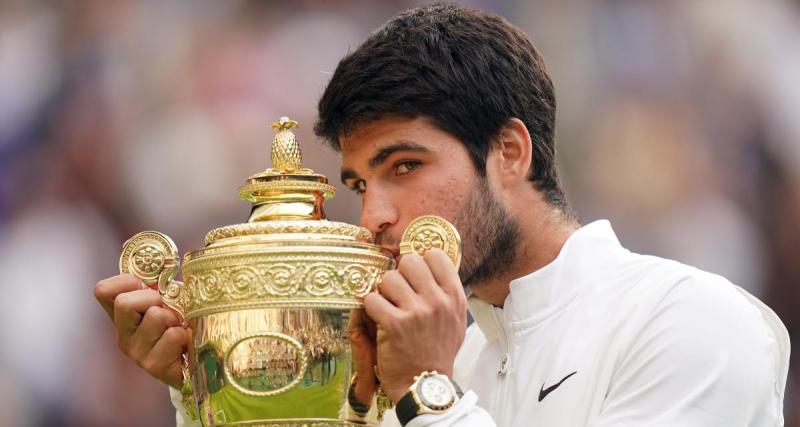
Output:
[498, 353, 510, 376]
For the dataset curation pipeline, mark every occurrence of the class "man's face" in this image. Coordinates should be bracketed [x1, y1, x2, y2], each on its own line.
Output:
[339, 116, 518, 289]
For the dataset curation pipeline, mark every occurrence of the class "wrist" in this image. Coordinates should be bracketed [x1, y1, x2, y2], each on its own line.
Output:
[384, 380, 414, 404]
[353, 379, 376, 405]
[348, 372, 378, 415]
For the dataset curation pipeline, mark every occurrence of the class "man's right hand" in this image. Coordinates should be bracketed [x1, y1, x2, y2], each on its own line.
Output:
[94, 274, 188, 389]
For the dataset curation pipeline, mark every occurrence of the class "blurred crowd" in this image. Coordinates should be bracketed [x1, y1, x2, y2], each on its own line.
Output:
[1, 0, 798, 425]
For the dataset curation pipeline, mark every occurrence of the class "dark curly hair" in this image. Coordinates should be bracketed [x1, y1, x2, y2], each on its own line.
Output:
[315, 3, 568, 210]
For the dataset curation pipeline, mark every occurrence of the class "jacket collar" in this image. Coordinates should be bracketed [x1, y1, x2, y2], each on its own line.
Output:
[467, 220, 625, 340]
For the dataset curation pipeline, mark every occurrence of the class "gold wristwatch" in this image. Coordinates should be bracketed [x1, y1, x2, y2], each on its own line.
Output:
[396, 371, 463, 426]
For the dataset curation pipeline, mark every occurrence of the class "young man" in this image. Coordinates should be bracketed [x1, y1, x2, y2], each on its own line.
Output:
[95, 4, 789, 426]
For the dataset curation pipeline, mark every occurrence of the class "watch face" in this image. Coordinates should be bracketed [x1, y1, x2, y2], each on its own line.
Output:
[418, 375, 455, 408]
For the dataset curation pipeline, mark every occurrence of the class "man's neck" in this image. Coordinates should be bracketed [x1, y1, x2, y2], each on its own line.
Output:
[470, 208, 578, 307]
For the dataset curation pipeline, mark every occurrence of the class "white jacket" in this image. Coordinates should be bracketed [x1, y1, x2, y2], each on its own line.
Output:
[173, 220, 790, 426]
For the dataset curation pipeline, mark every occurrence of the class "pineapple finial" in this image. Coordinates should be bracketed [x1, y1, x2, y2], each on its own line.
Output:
[270, 116, 302, 172]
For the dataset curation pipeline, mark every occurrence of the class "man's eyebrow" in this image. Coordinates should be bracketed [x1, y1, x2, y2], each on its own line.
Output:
[340, 168, 360, 185]
[368, 141, 431, 169]
[340, 141, 431, 185]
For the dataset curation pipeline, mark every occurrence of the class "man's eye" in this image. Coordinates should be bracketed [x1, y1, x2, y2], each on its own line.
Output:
[396, 161, 421, 175]
[354, 180, 366, 194]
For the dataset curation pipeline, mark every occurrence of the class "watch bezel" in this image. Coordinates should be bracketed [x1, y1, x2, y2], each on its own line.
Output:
[411, 371, 459, 413]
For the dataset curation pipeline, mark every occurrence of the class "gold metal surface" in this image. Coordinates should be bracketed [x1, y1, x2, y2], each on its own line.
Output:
[117, 117, 461, 427]
[399, 215, 461, 269]
[270, 117, 303, 172]
[119, 231, 179, 284]
[238, 117, 334, 223]
[205, 221, 372, 245]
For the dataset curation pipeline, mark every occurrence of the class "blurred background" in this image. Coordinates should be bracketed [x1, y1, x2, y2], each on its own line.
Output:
[1, 0, 798, 425]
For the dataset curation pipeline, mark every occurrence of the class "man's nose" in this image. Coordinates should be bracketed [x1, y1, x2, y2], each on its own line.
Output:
[359, 190, 399, 235]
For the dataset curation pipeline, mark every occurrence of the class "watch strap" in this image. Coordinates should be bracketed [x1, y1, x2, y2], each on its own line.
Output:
[396, 391, 419, 426]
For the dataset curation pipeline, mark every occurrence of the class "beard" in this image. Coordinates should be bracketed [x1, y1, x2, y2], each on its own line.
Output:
[454, 178, 520, 289]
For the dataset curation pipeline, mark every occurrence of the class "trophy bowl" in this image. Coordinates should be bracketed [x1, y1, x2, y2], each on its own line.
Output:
[117, 117, 460, 427]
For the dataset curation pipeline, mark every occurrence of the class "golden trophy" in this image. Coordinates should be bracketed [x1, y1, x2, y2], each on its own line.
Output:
[118, 117, 460, 426]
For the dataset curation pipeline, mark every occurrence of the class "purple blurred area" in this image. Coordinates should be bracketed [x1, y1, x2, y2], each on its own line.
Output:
[1, 0, 799, 425]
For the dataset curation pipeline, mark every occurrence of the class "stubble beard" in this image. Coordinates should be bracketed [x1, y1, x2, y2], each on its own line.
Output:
[456, 178, 520, 290]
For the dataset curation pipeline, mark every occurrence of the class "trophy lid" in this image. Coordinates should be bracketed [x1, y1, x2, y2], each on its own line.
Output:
[200, 116, 372, 249]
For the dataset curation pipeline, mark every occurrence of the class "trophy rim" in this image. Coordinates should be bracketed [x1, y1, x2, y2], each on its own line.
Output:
[205, 220, 373, 246]
[186, 236, 392, 263]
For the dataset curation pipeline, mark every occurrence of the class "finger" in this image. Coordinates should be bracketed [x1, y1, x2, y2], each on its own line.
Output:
[424, 249, 465, 301]
[364, 311, 378, 338]
[378, 270, 419, 309]
[349, 310, 375, 342]
[363, 292, 402, 325]
[141, 326, 189, 389]
[348, 308, 364, 332]
[347, 310, 378, 399]
[113, 289, 164, 337]
[396, 253, 445, 301]
[159, 357, 185, 390]
[95, 274, 145, 320]
[128, 306, 181, 361]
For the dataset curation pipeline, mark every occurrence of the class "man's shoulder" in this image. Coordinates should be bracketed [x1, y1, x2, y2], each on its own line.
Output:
[596, 250, 787, 345]
[601, 249, 747, 308]
[595, 255, 790, 424]
[601, 251, 789, 367]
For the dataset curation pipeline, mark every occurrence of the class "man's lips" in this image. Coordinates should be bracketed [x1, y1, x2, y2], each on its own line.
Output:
[381, 247, 401, 266]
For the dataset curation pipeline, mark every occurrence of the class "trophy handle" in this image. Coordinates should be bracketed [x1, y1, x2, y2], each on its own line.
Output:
[154, 259, 187, 320]
[119, 231, 197, 420]
[119, 231, 188, 318]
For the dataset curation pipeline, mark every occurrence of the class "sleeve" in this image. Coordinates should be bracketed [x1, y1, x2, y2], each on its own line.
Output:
[399, 391, 496, 427]
[595, 275, 789, 427]
[339, 392, 380, 424]
[170, 387, 202, 427]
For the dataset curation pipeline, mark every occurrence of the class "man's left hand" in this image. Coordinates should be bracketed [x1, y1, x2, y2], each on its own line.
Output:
[363, 248, 468, 403]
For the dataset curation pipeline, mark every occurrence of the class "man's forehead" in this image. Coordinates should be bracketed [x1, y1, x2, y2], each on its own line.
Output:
[339, 120, 419, 160]
[340, 122, 397, 149]
[338, 115, 437, 147]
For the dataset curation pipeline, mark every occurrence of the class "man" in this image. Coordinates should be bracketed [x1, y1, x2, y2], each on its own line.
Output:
[95, 4, 789, 426]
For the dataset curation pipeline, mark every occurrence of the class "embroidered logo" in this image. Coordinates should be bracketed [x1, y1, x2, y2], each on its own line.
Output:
[538, 371, 577, 402]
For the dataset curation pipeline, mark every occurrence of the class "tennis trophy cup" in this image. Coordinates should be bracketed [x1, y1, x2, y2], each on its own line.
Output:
[117, 117, 461, 426]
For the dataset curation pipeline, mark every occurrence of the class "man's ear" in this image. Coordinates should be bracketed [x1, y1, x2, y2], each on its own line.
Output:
[489, 118, 533, 188]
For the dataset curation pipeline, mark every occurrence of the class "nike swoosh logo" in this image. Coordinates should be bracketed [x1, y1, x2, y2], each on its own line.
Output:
[538, 371, 577, 402]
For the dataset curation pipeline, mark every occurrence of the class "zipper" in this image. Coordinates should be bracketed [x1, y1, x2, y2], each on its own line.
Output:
[491, 308, 512, 426]
[498, 353, 510, 376]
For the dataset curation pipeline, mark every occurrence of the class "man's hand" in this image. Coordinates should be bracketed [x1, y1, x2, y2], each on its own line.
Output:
[348, 307, 379, 407]
[94, 274, 188, 389]
[364, 249, 468, 403]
